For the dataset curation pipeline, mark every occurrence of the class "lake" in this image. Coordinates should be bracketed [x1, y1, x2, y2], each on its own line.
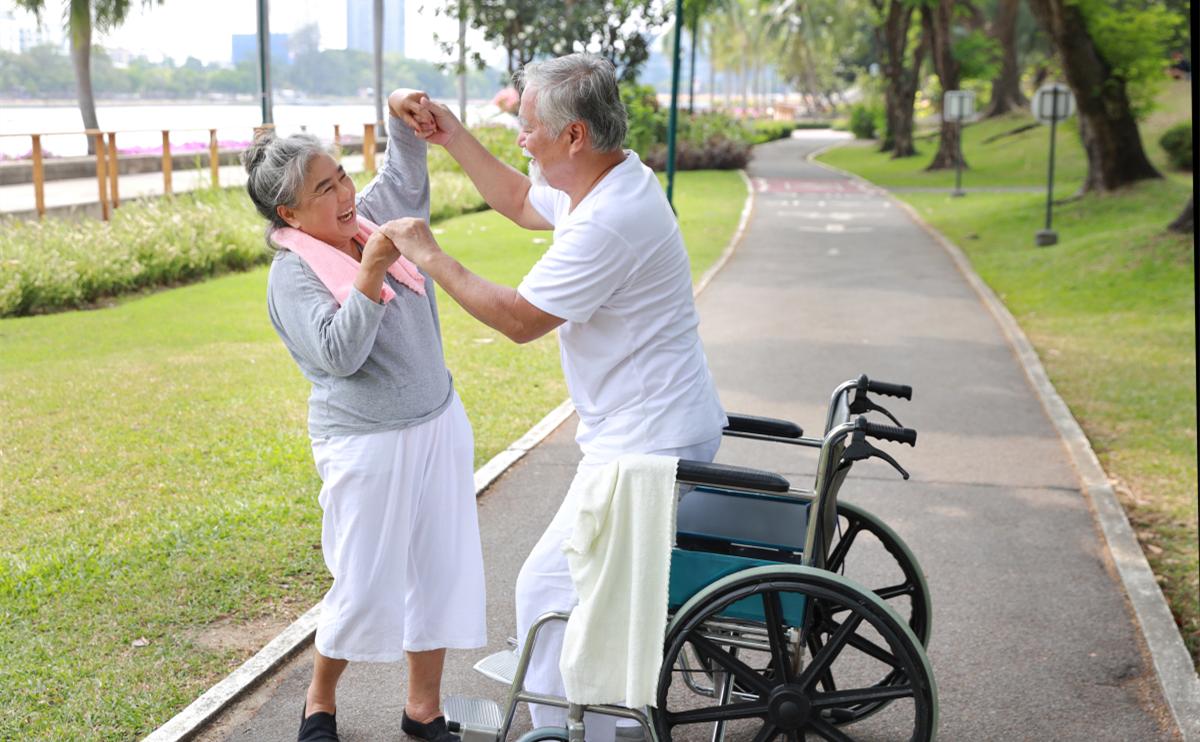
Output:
[0, 100, 513, 160]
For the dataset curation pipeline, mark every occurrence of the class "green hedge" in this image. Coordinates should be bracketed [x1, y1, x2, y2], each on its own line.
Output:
[0, 129, 516, 318]
[1159, 122, 1193, 171]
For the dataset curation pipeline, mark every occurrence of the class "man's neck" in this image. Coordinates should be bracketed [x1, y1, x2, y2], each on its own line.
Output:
[566, 150, 627, 212]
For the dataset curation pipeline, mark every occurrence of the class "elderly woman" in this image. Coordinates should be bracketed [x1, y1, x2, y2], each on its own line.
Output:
[244, 89, 485, 742]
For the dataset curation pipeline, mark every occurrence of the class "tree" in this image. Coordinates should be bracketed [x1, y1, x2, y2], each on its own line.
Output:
[15, 0, 161, 154]
[1025, 0, 1177, 192]
[1167, 196, 1193, 233]
[922, 0, 965, 170]
[869, 0, 927, 157]
[982, 0, 1026, 116]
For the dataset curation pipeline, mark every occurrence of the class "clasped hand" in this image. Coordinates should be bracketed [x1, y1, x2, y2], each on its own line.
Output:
[388, 88, 460, 146]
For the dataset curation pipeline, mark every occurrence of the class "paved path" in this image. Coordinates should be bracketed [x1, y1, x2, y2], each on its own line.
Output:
[195, 132, 1174, 741]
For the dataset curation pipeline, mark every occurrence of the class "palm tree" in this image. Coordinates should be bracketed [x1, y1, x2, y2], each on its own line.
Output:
[15, 0, 162, 154]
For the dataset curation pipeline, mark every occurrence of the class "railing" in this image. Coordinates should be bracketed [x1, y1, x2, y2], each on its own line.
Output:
[2, 122, 385, 221]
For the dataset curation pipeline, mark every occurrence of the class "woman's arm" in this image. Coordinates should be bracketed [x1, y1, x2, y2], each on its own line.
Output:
[268, 254, 388, 378]
[356, 90, 432, 223]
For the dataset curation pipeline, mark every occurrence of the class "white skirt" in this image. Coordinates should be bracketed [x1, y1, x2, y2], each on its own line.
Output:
[310, 393, 487, 661]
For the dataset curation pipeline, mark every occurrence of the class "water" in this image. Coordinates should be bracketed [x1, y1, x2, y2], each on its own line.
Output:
[0, 100, 514, 160]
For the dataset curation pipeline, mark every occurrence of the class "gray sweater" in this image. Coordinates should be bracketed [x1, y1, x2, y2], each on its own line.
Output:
[266, 116, 454, 438]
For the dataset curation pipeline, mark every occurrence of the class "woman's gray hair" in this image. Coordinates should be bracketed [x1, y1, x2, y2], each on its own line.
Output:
[242, 132, 330, 241]
[514, 54, 627, 153]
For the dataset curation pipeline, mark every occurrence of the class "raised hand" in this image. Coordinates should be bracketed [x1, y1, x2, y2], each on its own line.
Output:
[388, 88, 438, 139]
[359, 229, 401, 269]
[414, 97, 463, 147]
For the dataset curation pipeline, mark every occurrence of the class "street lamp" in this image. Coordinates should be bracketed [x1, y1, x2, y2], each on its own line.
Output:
[1032, 82, 1076, 247]
[942, 90, 974, 197]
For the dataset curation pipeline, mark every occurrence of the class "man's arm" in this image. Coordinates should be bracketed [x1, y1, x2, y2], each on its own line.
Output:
[391, 93, 552, 231]
[381, 219, 563, 344]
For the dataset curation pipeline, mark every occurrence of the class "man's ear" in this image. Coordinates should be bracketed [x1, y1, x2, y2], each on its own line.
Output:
[276, 203, 300, 228]
[566, 121, 589, 155]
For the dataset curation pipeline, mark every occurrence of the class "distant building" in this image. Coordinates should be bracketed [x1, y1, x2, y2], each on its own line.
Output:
[347, 0, 404, 56]
[232, 33, 290, 66]
[0, 8, 66, 54]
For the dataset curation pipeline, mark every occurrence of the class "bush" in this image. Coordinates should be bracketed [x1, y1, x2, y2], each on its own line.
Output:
[1159, 122, 1193, 171]
[849, 104, 880, 139]
[642, 112, 754, 171]
[2, 148, 493, 317]
[621, 82, 666, 159]
[750, 120, 797, 144]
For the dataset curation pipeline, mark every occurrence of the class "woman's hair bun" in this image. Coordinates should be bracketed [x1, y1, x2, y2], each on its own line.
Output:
[242, 131, 275, 174]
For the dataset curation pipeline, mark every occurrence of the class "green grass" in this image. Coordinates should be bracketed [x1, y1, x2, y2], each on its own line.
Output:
[0, 169, 746, 740]
[817, 86, 1198, 665]
[821, 79, 1194, 194]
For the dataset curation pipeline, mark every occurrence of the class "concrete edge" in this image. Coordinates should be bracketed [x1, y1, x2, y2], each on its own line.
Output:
[806, 145, 1200, 740]
[142, 167, 757, 742]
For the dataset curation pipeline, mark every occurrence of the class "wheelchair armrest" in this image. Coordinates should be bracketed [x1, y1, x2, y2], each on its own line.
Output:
[676, 459, 791, 493]
[724, 413, 804, 439]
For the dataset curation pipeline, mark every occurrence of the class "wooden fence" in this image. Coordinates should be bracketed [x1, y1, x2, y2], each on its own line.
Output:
[1, 122, 383, 221]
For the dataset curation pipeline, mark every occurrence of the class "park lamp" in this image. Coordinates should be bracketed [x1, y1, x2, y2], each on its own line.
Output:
[1032, 82, 1076, 247]
[942, 90, 974, 197]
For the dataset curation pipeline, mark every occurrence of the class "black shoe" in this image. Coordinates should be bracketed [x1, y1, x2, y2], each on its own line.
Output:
[299, 702, 339, 742]
[401, 710, 459, 742]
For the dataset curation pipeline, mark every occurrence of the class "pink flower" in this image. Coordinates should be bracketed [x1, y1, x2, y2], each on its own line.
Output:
[491, 87, 520, 114]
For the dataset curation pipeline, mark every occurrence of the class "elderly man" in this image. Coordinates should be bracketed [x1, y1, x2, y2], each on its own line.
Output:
[390, 53, 726, 739]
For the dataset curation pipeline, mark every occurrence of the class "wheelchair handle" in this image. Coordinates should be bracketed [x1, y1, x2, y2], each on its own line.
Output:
[861, 375, 913, 400]
[860, 419, 918, 447]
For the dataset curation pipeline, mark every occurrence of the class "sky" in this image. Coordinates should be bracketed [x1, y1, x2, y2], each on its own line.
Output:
[3, 0, 505, 66]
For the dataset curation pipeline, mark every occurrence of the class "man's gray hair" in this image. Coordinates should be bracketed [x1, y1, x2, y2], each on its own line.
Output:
[242, 132, 330, 236]
[514, 54, 627, 153]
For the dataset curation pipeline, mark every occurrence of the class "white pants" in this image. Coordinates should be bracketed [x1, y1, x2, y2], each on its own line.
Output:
[311, 393, 487, 661]
[514, 436, 722, 740]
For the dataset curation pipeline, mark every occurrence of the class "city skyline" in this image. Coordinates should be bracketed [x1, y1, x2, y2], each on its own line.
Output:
[0, 0, 501, 66]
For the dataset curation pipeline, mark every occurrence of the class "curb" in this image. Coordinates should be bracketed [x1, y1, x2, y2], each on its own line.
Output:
[143, 169, 756, 742]
[808, 146, 1199, 740]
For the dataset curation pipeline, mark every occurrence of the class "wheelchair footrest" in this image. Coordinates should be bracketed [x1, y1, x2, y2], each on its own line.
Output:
[445, 695, 504, 742]
[474, 647, 520, 685]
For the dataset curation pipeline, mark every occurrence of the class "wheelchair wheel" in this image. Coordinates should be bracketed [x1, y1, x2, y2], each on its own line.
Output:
[654, 565, 937, 742]
[825, 500, 932, 647]
[513, 727, 569, 742]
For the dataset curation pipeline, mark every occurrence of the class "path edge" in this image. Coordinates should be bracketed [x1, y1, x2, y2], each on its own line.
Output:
[142, 168, 756, 742]
[808, 143, 1199, 740]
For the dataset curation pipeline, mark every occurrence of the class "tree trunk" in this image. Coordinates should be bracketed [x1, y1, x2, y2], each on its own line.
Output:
[984, 0, 1027, 116]
[69, 1, 98, 156]
[1167, 196, 1194, 233]
[873, 0, 922, 157]
[923, 0, 965, 171]
[1026, 0, 1162, 191]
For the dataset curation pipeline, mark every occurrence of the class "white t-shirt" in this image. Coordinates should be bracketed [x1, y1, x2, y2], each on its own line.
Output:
[518, 151, 727, 459]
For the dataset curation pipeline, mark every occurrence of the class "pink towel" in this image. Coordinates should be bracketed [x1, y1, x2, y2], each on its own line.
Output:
[271, 215, 425, 305]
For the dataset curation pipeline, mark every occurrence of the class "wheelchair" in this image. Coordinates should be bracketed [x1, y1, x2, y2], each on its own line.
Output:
[446, 375, 937, 742]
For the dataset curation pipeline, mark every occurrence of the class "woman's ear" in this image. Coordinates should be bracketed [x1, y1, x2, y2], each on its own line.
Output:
[276, 203, 300, 228]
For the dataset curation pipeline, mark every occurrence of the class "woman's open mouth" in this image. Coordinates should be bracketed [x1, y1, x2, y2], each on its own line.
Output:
[337, 206, 356, 225]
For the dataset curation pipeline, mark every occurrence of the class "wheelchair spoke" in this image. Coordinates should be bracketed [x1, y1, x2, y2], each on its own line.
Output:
[874, 581, 913, 601]
[751, 722, 780, 742]
[761, 591, 795, 683]
[810, 684, 915, 709]
[805, 634, 838, 694]
[666, 700, 770, 726]
[808, 717, 854, 742]
[845, 631, 901, 668]
[825, 523, 862, 573]
[798, 612, 863, 690]
[689, 632, 773, 697]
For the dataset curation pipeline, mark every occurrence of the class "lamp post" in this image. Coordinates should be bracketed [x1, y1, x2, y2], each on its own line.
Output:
[256, 0, 273, 126]
[942, 90, 974, 197]
[666, 0, 685, 209]
[1032, 82, 1076, 247]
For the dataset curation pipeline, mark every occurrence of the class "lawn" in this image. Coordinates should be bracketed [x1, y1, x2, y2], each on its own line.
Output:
[818, 80, 1198, 665]
[0, 169, 747, 740]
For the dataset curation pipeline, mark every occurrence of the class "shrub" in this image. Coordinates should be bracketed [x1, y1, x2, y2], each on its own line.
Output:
[849, 104, 879, 139]
[622, 82, 666, 159]
[750, 120, 797, 144]
[1159, 122, 1193, 171]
